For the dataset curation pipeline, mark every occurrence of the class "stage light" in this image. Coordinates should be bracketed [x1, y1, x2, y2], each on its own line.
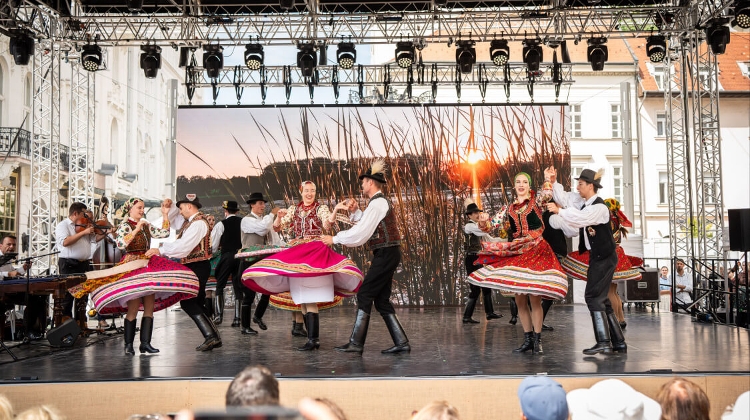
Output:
[203, 44, 224, 78]
[336, 42, 356, 69]
[733, 1, 750, 28]
[140, 44, 161, 79]
[489, 39, 509, 66]
[244, 43, 264, 70]
[297, 43, 317, 77]
[706, 23, 730, 55]
[434, 0, 448, 6]
[455, 40, 476, 74]
[9, 33, 34, 66]
[586, 37, 608, 71]
[81, 44, 103, 72]
[126, 0, 143, 12]
[646, 36, 667, 63]
[280, 0, 294, 11]
[522, 38, 543, 72]
[395, 41, 415, 68]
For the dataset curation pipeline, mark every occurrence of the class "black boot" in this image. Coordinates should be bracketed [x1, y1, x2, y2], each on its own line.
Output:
[123, 318, 136, 355]
[533, 332, 544, 355]
[297, 312, 320, 351]
[512, 331, 534, 353]
[541, 299, 554, 331]
[241, 301, 258, 335]
[230, 299, 241, 327]
[253, 316, 267, 330]
[484, 292, 502, 320]
[335, 309, 370, 354]
[607, 312, 627, 353]
[139, 316, 160, 354]
[583, 311, 613, 355]
[204, 297, 214, 319]
[462, 298, 480, 324]
[381, 313, 411, 354]
[292, 321, 307, 337]
[213, 292, 224, 325]
[190, 313, 222, 351]
[509, 300, 518, 325]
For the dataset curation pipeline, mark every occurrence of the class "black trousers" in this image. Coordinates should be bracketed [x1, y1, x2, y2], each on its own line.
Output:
[214, 251, 241, 296]
[58, 258, 92, 317]
[356, 246, 401, 315]
[237, 260, 270, 318]
[585, 251, 618, 313]
[180, 260, 211, 316]
[465, 254, 492, 302]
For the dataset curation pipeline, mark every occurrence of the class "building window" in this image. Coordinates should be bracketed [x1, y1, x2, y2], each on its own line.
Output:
[697, 70, 723, 91]
[24, 74, 32, 130]
[653, 67, 665, 91]
[656, 113, 667, 137]
[611, 104, 622, 138]
[613, 166, 623, 202]
[570, 104, 582, 138]
[0, 173, 17, 236]
[0, 64, 4, 127]
[739, 61, 750, 79]
[659, 172, 668, 204]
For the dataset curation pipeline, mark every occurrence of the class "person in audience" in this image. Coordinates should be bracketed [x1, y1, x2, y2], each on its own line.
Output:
[671, 259, 693, 313]
[225, 365, 280, 407]
[311, 399, 347, 420]
[0, 395, 13, 420]
[655, 377, 710, 420]
[721, 391, 749, 420]
[517, 376, 568, 420]
[14, 406, 63, 420]
[567, 379, 661, 420]
[659, 266, 670, 291]
[411, 401, 460, 420]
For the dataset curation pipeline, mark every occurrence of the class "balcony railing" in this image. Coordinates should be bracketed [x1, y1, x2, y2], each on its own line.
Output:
[0, 127, 31, 160]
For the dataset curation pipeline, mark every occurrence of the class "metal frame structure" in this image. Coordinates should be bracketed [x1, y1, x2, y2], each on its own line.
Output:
[68, 63, 96, 211]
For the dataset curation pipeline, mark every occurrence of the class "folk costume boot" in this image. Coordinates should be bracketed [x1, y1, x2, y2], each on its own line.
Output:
[381, 313, 411, 354]
[213, 292, 224, 325]
[509, 300, 518, 325]
[583, 311, 613, 355]
[139, 316, 159, 354]
[297, 312, 320, 351]
[484, 292, 503, 320]
[123, 318, 136, 355]
[462, 298, 480, 324]
[513, 331, 534, 353]
[533, 332, 544, 355]
[335, 309, 370, 354]
[190, 313, 222, 352]
[204, 297, 214, 319]
[231, 299, 241, 327]
[607, 312, 628, 353]
[541, 298, 554, 331]
[241, 301, 258, 335]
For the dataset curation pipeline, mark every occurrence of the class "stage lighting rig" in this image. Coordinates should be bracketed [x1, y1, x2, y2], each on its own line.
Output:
[733, 1, 750, 28]
[395, 41, 416, 68]
[9, 32, 34, 66]
[297, 43, 317, 77]
[489, 39, 509, 66]
[336, 41, 356, 69]
[81, 44, 103, 72]
[126, 0, 143, 12]
[203, 44, 224, 79]
[706, 21, 730, 55]
[586, 37, 608, 71]
[280, 0, 294, 11]
[244, 43, 264, 70]
[522, 38, 543, 73]
[646, 36, 667, 63]
[455, 40, 476, 74]
[140, 44, 162, 79]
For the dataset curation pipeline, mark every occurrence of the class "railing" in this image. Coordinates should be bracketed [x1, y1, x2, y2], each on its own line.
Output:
[0, 127, 31, 160]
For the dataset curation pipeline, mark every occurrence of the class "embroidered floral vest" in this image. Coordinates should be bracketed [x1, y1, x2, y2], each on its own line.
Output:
[177, 212, 212, 264]
[366, 192, 402, 250]
[292, 201, 324, 238]
[125, 220, 152, 254]
[507, 193, 544, 240]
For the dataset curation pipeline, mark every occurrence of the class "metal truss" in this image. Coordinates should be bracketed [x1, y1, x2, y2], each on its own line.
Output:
[30, 43, 62, 275]
[68, 63, 96, 211]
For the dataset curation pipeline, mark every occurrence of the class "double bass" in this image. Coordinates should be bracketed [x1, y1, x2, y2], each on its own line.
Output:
[90, 197, 122, 269]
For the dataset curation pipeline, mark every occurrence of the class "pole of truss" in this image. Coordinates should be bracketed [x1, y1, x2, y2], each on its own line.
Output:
[68, 63, 95, 210]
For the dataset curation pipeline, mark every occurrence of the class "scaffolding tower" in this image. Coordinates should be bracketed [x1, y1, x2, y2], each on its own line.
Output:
[68, 63, 96, 211]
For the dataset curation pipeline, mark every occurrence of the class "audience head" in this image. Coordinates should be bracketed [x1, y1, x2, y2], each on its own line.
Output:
[655, 378, 709, 420]
[660, 266, 669, 278]
[0, 395, 13, 420]
[225, 365, 280, 407]
[312, 398, 347, 420]
[567, 379, 661, 420]
[411, 401, 459, 420]
[721, 391, 749, 420]
[14, 406, 63, 420]
[517, 376, 568, 420]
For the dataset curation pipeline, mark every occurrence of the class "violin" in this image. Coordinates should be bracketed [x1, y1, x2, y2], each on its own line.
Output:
[74, 212, 114, 235]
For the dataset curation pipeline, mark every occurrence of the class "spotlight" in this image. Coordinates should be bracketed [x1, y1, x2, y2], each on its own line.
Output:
[9, 33, 34, 66]
[336, 42, 356, 69]
[140, 44, 161, 79]
[395, 41, 415, 68]
[706, 23, 730, 55]
[489, 39, 509, 66]
[646, 36, 667, 63]
[733, 0, 750, 29]
[279, 0, 294, 11]
[522, 38, 543, 72]
[297, 43, 317, 77]
[203, 44, 224, 78]
[455, 40, 476, 74]
[586, 37, 608, 71]
[126, 0, 143, 12]
[244, 43, 264, 70]
[434, 0, 448, 6]
[81, 44, 103, 72]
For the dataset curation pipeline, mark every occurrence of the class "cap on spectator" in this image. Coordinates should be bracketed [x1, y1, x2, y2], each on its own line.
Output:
[722, 391, 749, 420]
[518, 376, 569, 420]
[567, 379, 661, 420]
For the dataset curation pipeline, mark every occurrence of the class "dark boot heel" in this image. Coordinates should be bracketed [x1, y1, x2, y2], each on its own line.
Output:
[513, 331, 534, 353]
[124, 318, 136, 356]
[138, 316, 160, 354]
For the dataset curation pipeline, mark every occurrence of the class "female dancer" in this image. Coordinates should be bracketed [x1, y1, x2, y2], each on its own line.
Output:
[70, 198, 200, 355]
[468, 173, 568, 354]
[242, 181, 363, 351]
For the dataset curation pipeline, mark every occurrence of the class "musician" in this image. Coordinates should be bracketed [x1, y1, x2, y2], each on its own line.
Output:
[0, 234, 45, 339]
[0, 235, 30, 279]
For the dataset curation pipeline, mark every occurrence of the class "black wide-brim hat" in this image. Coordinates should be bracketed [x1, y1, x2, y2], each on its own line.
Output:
[246, 192, 268, 204]
[465, 203, 483, 215]
[176, 194, 203, 209]
[358, 170, 387, 184]
[575, 169, 603, 189]
[222, 200, 240, 212]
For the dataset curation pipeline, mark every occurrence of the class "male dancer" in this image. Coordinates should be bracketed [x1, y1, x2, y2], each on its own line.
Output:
[146, 194, 221, 351]
[321, 160, 410, 354]
[462, 199, 503, 324]
[210, 200, 242, 325]
[545, 167, 626, 355]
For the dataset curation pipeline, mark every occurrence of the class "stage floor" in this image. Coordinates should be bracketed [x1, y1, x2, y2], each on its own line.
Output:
[1, 304, 748, 382]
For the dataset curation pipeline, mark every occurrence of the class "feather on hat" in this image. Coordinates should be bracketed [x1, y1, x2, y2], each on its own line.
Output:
[359, 159, 388, 184]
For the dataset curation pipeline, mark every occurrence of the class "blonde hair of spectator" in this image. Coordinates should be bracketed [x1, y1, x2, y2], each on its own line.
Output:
[313, 398, 347, 420]
[15, 405, 64, 420]
[656, 378, 710, 420]
[0, 395, 13, 420]
[412, 401, 460, 420]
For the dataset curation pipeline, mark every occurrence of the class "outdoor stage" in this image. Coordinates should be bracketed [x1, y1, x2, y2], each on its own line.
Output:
[1, 305, 748, 419]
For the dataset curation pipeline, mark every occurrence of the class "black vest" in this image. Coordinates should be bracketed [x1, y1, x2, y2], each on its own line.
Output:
[542, 208, 567, 256]
[464, 221, 483, 254]
[578, 196, 616, 261]
[218, 216, 242, 254]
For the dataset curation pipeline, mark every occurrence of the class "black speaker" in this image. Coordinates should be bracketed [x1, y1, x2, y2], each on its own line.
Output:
[728, 208, 750, 252]
[621, 268, 660, 302]
[47, 319, 81, 347]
